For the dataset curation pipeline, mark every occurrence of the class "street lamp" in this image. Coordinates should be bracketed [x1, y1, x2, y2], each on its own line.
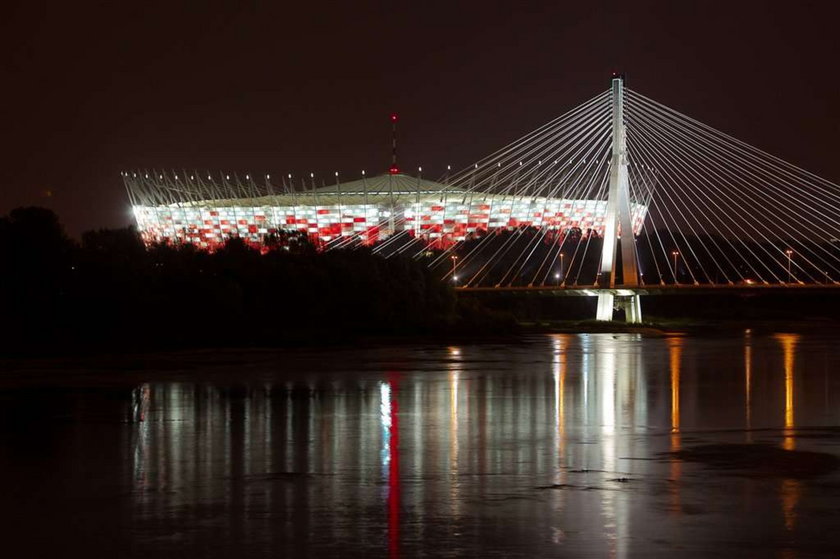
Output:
[671, 251, 680, 284]
[554, 272, 561, 286]
[785, 249, 793, 283]
[559, 252, 565, 284]
[451, 255, 459, 284]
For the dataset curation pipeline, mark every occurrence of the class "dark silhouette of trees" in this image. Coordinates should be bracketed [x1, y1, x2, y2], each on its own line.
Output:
[1, 207, 509, 354]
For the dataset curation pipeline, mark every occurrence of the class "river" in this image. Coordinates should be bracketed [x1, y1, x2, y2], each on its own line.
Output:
[1, 331, 839, 557]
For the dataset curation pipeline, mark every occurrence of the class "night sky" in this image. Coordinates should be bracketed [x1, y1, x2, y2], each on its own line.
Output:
[2, 1, 838, 236]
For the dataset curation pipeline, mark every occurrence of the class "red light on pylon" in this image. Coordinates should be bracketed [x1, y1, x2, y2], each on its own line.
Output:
[389, 165, 400, 175]
[390, 113, 398, 123]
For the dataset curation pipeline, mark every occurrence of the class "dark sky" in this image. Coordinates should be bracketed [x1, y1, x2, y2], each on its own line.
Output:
[2, 0, 838, 236]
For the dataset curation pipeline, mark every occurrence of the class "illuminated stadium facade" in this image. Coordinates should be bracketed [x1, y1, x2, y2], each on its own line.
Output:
[124, 170, 648, 250]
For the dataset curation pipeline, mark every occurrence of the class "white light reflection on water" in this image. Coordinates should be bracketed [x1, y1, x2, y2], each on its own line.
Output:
[448, 346, 461, 522]
[30, 332, 830, 557]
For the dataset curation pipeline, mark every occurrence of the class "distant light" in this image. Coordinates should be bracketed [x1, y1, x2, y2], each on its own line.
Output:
[145, 174, 149, 178]
[390, 113, 398, 122]
[174, 175, 178, 180]
[497, 162, 501, 167]
[133, 173, 136, 177]
[453, 275, 459, 281]
[538, 160, 542, 165]
[519, 162, 523, 166]
[190, 175, 194, 180]
[362, 170, 366, 176]
[226, 175, 230, 180]
[159, 175, 163, 179]
[208, 175, 211, 180]
[288, 173, 292, 179]
[389, 166, 399, 175]
[447, 165, 451, 171]
[335, 171, 339, 176]
[418, 166, 422, 172]
[474, 164, 478, 169]
[266, 174, 270, 179]
[246, 174, 250, 180]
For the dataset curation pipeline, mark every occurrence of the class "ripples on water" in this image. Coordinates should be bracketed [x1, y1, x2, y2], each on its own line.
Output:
[1, 332, 840, 557]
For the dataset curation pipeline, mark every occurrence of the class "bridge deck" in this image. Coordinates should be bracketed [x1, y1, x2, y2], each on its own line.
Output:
[456, 284, 840, 296]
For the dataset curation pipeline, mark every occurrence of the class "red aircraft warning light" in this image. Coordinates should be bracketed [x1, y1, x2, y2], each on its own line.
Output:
[390, 113, 399, 123]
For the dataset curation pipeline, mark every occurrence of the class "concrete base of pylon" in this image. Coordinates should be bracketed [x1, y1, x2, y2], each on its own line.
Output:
[595, 292, 643, 323]
[596, 292, 615, 321]
[622, 294, 643, 324]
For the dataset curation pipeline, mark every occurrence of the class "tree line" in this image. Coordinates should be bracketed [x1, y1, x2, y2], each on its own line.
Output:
[0, 207, 513, 354]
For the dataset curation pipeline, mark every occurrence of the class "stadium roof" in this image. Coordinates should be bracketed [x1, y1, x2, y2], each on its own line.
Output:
[311, 173, 461, 196]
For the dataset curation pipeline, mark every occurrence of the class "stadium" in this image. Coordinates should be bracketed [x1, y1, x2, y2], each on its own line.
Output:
[123, 168, 649, 251]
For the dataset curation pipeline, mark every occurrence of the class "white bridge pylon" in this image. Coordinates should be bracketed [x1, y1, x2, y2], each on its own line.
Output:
[597, 75, 643, 323]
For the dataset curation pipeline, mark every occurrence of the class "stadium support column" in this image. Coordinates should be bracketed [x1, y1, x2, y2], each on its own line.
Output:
[596, 75, 642, 323]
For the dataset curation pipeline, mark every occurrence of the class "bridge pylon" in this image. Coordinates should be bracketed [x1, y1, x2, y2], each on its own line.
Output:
[596, 74, 642, 323]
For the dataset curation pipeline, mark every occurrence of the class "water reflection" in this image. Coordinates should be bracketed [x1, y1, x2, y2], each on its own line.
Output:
[2, 333, 839, 557]
[448, 346, 461, 522]
[776, 334, 799, 452]
[745, 330, 753, 439]
[775, 333, 801, 533]
[668, 336, 683, 515]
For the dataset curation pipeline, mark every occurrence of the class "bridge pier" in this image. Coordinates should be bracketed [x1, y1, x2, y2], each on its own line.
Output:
[597, 292, 643, 324]
[596, 293, 614, 321]
[622, 294, 643, 324]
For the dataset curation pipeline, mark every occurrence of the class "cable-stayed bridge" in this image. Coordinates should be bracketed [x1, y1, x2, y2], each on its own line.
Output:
[349, 74, 840, 322]
[125, 74, 840, 323]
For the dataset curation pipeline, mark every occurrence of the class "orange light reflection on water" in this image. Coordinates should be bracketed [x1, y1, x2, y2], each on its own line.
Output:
[774, 334, 801, 533]
[774, 334, 798, 451]
[668, 336, 683, 516]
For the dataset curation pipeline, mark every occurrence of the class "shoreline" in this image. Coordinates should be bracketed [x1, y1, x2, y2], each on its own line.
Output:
[2, 317, 840, 364]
